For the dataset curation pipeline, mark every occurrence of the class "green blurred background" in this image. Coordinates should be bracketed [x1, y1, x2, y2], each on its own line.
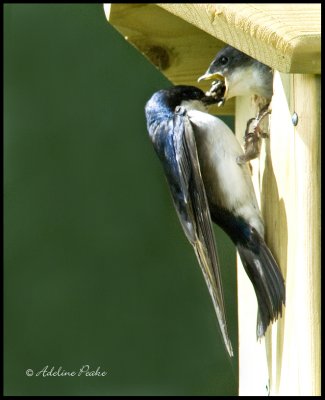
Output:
[4, 4, 238, 396]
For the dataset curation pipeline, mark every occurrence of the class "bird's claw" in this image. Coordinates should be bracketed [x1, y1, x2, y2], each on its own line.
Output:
[239, 106, 271, 163]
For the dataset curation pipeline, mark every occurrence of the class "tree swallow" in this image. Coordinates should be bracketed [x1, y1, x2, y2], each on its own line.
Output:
[198, 45, 273, 101]
[199, 45, 274, 164]
[145, 85, 285, 357]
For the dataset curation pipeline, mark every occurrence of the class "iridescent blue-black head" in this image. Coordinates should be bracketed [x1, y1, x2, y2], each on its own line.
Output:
[145, 85, 211, 128]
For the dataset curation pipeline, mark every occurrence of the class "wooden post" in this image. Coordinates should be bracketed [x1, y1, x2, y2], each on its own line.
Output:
[236, 95, 270, 395]
[236, 72, 321, 395]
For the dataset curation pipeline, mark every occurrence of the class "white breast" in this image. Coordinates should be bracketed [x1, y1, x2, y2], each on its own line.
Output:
[187, 109, 264, 236]
[226, 65, 271, 99]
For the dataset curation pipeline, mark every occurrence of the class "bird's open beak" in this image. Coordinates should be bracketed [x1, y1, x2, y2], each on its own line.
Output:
[198, 71, 228, 106]
[197, 71, 225, 83]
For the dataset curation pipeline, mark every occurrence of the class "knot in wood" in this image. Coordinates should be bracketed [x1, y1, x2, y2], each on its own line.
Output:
[144, 45, 170, 71]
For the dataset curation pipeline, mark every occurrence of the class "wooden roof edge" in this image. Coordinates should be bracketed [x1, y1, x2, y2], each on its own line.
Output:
[103, 3, 236, 115]
[158, 4, 321, 74]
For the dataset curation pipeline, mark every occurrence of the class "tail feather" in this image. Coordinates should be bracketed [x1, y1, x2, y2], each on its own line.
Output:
[236, 229, 285, 338]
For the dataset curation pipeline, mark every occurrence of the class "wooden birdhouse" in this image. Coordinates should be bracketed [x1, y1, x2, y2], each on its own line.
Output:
[104, 4, 321, 396]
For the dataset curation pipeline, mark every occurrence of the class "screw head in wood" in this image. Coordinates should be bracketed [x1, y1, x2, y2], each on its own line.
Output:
[291, 112, 298, 126]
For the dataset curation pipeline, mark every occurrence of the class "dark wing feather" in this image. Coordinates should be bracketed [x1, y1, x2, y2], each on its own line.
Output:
[172, 108, 233, 357]
[236, 227, 285, 338]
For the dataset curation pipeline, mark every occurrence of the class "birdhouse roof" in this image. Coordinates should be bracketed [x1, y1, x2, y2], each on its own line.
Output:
[104, 3, 321, 115]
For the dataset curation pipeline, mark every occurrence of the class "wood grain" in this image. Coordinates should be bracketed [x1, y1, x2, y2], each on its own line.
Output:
[158, 4, 321, 74]
[236, 72, 320, 395]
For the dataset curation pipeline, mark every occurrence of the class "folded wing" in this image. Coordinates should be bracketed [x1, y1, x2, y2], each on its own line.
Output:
[172, 107, 233, 357]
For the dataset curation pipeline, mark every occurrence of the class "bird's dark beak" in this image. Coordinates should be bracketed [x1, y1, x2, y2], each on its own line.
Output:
[198, 71, 224, 83]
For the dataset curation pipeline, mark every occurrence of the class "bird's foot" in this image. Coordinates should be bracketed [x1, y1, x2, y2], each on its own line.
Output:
[237, 106, 271, 164]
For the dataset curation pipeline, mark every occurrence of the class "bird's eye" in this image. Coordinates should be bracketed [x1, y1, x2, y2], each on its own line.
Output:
[219, 56, 228, 65]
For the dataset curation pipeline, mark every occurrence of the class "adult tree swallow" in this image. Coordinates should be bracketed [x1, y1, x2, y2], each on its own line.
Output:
[145, 85, 285, 357]
[198, 45, 274, 163]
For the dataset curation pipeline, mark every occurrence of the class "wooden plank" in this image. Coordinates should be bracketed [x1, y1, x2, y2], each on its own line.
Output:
[236, 72, 321, 395]
[235, 96, 270, 396]
[104, 3, 235, 115]
[158, 4, 321, 74]
[269, 72, 321, 395]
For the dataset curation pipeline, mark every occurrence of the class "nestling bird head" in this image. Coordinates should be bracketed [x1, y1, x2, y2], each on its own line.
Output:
[198, 45, 273, 101]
